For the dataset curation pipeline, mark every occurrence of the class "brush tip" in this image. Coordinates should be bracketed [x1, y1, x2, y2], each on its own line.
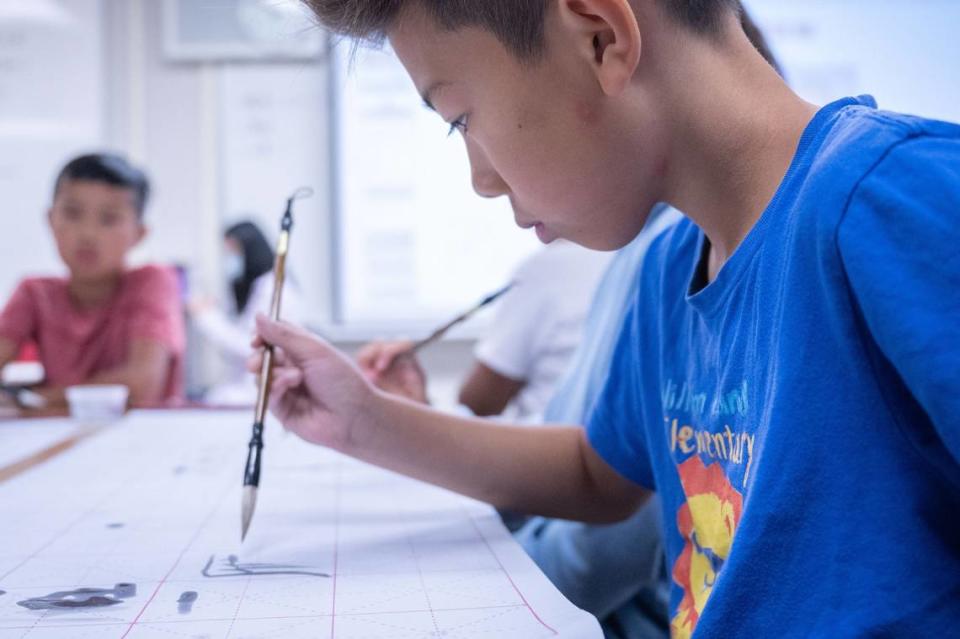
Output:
[241, 485, 258, 541]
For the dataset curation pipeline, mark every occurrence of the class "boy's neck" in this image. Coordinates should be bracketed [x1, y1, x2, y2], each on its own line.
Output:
[68, 271, 124, 309]
[654, 24, 819, 281]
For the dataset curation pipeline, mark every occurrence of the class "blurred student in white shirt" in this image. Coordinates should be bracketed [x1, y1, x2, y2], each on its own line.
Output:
[358, 239, 611, 421]
[189, 220, 304, 405]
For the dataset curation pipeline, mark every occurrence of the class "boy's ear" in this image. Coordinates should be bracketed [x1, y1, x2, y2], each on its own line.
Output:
[134, 222, 149, 246]
[557, 0, 642, 96]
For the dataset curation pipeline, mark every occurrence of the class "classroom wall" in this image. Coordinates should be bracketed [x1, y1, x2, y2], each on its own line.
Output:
[0, 0, 475, 401]
[5, 0, 959, 405]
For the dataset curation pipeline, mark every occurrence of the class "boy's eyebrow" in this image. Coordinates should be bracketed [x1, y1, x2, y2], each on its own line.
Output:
[420, 81, 453, 112]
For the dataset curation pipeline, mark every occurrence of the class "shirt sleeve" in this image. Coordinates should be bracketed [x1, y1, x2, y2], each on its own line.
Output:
[126, 266, 186, 355]
[0, 280, 38, 347]
[837, 134, 960, 464]
[586, 299, 656, 489]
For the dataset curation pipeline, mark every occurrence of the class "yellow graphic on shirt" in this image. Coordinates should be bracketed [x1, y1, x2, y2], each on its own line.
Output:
[670, 456, 744, 639]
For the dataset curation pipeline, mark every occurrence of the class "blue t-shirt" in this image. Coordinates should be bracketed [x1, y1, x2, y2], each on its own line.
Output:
[587, 96, 960, 638]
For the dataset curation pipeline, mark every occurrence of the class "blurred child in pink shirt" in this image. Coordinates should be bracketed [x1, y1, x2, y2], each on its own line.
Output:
[0, 153, 185, 407]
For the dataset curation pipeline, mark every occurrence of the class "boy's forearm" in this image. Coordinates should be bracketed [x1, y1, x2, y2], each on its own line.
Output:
[86, 340, 171, 406]
[344, 393, 649, 523]
[0, 338, 17, 370]
[87, 366, 165, 406]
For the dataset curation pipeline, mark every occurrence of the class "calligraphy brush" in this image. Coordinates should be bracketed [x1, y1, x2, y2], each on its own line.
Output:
[407, 282, 516, 356]
[241, 187, 313, 541]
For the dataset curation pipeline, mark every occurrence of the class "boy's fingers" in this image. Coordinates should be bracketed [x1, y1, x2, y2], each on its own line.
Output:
[355, 342, 384, 372]
[375, 341, 415, 372]
[356, 340, 415, 375]
[255, 315, 327, 364]
[247, 351, 262, 374]
[270, 368, 303, 397]
[246, 346, 293, 375]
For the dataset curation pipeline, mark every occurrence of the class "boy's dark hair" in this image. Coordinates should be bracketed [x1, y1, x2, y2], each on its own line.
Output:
[225, 221, 275, 314]
[304, 0, 743, 58]
[53, 153, 151, 218]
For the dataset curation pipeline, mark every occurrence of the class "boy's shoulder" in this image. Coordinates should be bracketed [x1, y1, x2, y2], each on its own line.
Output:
[819, 99, 960, 224]
[815, 97, 960, 183]
[11, 275, 68, 300]
[119, 265, 181, 308]
[124, 264, 178, 289]
[783, 98, 960, 255]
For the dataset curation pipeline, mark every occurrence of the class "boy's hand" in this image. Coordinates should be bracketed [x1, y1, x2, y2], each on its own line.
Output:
[249, 316, 377, 451]
[356, 340, 428, 404]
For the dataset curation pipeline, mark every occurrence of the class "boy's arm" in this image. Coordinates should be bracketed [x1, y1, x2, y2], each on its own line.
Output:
[85, 339, 172, 405]
[0, 338, 16, 406]
[0, 281, 37, 372]
[254, 316, 650, 523]
[0, 338, 16, 370]
[33, 339, 172, 407]
[458, 362, 525, 417]
[362, 396, 646, 521]
[838, 135, 960, 462]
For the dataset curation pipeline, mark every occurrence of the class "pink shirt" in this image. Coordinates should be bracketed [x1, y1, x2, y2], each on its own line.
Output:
[0, 265, 186, 404]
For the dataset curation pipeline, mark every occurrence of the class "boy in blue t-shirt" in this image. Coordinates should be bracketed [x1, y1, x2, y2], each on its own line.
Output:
[251, 1, 960, 635]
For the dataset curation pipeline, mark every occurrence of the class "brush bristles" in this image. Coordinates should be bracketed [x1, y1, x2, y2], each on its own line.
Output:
[241, 486, 258, 541]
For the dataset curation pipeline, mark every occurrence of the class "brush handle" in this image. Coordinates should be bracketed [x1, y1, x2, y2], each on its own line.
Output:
[252, 231, 289, 424]
[247, 229, 290, 488]
[409, 282, 515, 355]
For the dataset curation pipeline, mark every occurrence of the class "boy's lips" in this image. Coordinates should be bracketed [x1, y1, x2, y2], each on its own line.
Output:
[514, 213, 557, 243]
[534, 223, 556, 244]
[74, 248, 99, 264]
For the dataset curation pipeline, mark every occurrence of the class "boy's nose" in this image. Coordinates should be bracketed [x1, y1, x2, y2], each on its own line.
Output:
[466, 139, 509, 199]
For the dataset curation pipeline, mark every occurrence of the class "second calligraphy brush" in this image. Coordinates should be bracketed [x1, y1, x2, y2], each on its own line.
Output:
[407, 282, 516, 356]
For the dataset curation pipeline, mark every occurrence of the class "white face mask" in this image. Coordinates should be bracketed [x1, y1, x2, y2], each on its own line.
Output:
[224, 252, 245, 280]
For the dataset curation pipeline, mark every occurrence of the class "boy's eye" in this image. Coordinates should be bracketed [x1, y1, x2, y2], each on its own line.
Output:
[61, 207, 82, 221]
[447, 114, 469, 137]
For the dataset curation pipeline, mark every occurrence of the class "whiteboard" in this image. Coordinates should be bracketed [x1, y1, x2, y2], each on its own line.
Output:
[331, 1, 960, 327]
[218, 63, 331, 325]
[0, 0, 104, 301]
[330, 44, 541, 327]
[745, 0, 960, 124]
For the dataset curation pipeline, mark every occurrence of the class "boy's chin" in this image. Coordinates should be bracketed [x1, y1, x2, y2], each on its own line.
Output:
[66, 263, 124, 281]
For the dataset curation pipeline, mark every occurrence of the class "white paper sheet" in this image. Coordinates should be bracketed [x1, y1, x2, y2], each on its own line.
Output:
[0, 410, 601, 638]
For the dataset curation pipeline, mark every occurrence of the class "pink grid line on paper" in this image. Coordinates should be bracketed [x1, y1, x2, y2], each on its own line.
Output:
[467, 512, 559, 636]
[119, 476, 235, 638]
[329, 460, 341, 639]
[6, 447, 568, 637]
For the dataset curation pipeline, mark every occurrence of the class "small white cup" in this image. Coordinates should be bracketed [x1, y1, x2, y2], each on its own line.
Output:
[65, 385, 129, 422]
